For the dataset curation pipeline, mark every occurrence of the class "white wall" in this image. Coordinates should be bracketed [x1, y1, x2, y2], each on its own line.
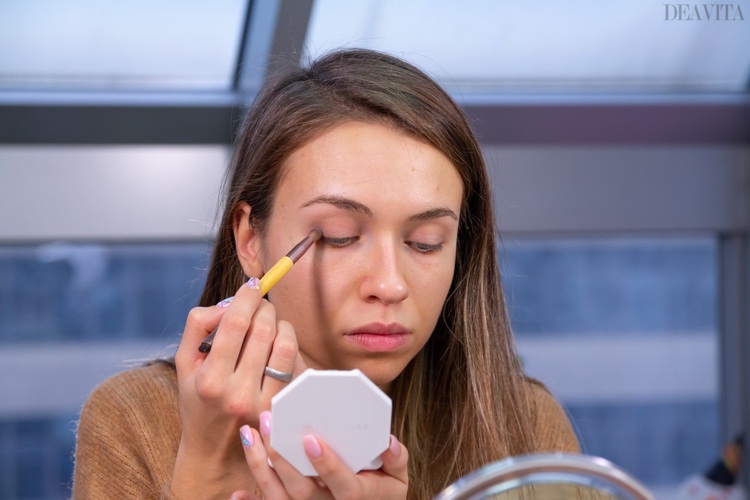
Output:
[0, 145, 230, 242]
[1, 144, 747, 242]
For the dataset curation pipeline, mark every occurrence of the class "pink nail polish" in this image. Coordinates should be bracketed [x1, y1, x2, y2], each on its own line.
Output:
[259, 411, 272, 436]
[303, 435, 322, 459]
[240, 425, 254, 448]
[246, 277, 261, 290]
[389, 435, 401, 457]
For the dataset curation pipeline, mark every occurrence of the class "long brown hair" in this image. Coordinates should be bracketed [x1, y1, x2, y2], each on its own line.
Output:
[199, 48, 536, 498]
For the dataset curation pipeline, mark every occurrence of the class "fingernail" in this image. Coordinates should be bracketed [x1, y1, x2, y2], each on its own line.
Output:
[259, 411, 272, 437]
[389, 434, 401, 458]
[239, 425, 254, 448]
[303, 435, 322, 459]
[216, 296, 234, 308]
[246, 277, 261, 290]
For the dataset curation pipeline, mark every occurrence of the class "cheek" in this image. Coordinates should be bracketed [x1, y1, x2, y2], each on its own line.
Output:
[271, 258, 349, 319]
[411, 254, 456, 311]
[312, 260, 356, 308]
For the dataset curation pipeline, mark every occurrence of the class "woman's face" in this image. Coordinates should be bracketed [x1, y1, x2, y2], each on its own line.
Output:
[257, 121, 462, 392]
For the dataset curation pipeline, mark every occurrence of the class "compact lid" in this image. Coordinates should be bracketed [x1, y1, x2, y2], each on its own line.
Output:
[270, 368, 392, 476]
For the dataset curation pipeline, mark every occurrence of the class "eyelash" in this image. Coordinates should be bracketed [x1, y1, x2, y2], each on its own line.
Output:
[320, 236, 442, 253]
[321, 236, 358, 247]
[409, 241, 443, 253]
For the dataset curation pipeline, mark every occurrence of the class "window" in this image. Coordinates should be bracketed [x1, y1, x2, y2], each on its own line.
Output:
[0, 0, 248, 91]
[0, 242, 209, 498]
[504, 236, 719, 492]
[305, 0, 750, 94]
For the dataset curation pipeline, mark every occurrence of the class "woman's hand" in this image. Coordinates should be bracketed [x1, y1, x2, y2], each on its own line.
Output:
[231, 411, 409, 499]
[171, 277, 307, 496]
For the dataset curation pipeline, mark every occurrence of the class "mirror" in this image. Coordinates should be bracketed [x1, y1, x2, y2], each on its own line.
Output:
[434, 453, 654, 500]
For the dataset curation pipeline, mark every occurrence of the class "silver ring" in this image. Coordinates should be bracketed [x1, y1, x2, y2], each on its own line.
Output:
[264, 366, 293, 383]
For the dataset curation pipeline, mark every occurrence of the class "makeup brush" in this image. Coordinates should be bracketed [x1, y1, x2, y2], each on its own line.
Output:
[198, 228, 323, 353]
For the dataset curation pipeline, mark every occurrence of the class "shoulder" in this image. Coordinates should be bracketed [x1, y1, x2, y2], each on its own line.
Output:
[74, 360, 180, 497]
[78, 359, 180, 441]
[523, 378, 580, 453]
[82, 360, 178, 416]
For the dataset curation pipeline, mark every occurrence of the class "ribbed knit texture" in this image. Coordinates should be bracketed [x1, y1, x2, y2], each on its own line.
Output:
[72, 362, 579, 498]
[526, 379, 580, 454]
[73, 362, 180, 498]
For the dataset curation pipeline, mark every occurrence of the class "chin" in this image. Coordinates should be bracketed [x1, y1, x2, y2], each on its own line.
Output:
[302, 351, 410, 392]
[353, 361, 407, 394]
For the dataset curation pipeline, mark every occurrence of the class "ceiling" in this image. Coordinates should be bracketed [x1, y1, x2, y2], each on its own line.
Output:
[0, 0, 748, 144]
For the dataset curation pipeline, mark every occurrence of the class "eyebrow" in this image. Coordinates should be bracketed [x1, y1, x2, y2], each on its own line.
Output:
[300, 195, 373, 217]
[409, 207, 458, 222]
[300, 195, 458, 221]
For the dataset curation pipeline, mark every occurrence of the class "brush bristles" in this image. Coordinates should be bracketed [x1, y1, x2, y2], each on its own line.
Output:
[288, 228, 323, 262]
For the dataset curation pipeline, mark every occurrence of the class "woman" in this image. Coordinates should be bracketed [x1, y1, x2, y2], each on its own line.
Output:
[73, 48, 579, 499]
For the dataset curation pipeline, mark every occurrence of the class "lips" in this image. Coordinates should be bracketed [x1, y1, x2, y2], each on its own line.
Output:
[344, 323, 411, 352]
[348, 323, 409, 336]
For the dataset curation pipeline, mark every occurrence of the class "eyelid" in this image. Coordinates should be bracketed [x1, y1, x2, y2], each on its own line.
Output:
[321, 235, 359, 247]
[408, 240, 444, 253]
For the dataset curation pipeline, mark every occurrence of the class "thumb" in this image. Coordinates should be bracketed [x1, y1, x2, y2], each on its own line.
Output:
[229, 490, 258, 500]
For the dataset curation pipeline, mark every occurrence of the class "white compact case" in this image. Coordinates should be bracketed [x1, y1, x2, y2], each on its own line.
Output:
[270, 368, 392, 476]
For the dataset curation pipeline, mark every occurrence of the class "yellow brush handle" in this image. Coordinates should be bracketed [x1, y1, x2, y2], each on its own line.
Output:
[260, 256, 294, 295]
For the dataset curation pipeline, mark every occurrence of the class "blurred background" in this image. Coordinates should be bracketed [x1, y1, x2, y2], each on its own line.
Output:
[0, 0, 749, 498]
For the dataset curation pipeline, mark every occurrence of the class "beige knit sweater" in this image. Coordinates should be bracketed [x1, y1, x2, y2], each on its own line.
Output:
[72, 361, 580, 499]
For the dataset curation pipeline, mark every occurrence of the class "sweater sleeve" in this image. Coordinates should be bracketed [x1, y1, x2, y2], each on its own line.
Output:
[72, 362, 181, 499]
[527, 379, 581, 453]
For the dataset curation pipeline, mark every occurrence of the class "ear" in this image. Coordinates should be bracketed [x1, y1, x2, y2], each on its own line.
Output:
[232, 202, 265, 278]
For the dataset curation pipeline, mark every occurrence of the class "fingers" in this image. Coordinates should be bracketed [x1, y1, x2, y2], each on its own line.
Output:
[259, 320, 302, 393]
[300, 434, 362, 495]
[175, 305, 224, 376]
[227, 299, 281, 399]
[228, 490, 255, 500]
[181, 306, 223, 352]
[246, 411, 409, 499]
[177, 276, 304, 426]
[286, 432, 408, 498]
[195, 280, 304, 392]
[201, 278, 265, 378]
[239, 425, 291, 500]
[308, 434, 408, 498]
[257, 412, 325, 499]
[379, 435, 409, 485]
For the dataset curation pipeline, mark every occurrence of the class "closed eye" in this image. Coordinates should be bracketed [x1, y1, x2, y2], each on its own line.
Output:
[321, 236, 359, 248]
[409, 241, 443, 253]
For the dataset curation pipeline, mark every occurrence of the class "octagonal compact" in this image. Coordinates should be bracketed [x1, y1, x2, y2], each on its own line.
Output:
[270, 369, 392, 476]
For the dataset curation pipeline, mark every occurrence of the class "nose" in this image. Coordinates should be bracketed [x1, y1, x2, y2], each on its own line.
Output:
[359, 238, 409, 305]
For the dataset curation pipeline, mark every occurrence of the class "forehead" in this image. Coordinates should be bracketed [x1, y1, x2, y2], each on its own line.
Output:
[276, 121, 463, 210]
